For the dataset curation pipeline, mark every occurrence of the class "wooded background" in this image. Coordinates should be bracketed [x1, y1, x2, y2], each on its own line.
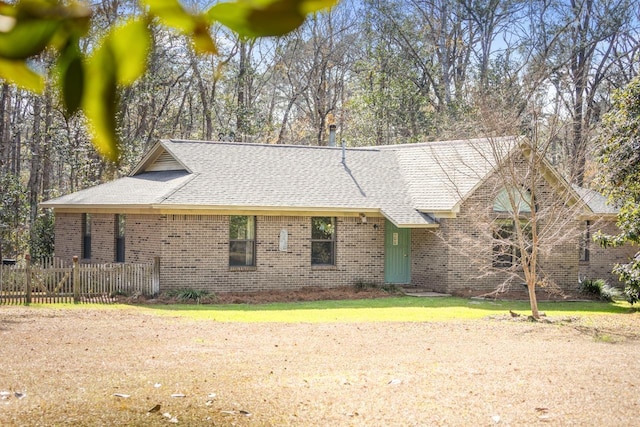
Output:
[1, 0, 639, 260]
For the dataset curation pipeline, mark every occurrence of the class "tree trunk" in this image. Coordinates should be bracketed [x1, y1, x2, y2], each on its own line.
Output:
[28, 95, 42, 226]
[190, 54, 212, 140]
[0, 83, 9, 171]
[527, 281, 540, 319]
[237, 40, 247, 142]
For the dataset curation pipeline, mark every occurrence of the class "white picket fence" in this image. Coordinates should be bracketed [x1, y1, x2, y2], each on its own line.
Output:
[0, 256, 160, 305]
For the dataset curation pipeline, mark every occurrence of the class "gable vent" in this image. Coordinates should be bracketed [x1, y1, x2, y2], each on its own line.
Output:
[146, 150, 184, 172]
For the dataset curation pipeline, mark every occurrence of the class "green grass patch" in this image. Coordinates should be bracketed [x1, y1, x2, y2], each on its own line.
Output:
[134, 296, 635, 323]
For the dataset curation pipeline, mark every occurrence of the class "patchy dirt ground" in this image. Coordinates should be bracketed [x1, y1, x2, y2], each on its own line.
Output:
[1, 306, 639, 426]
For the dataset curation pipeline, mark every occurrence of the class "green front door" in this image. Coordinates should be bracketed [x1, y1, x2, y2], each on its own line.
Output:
[384, 220, 411, 284]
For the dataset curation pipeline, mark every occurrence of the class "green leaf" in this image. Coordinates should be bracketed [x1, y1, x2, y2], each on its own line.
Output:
[0, 15, 59, 59]
[0, 0, 91, 59]
[83, 41, 119, 162]
[141, 0, 217, 54]
[140, 0, 197, 32]
[207, 0, 337, 38]
[56, 40, 84, 116]
[299, 0, 339, 14]
[191, 23, 218, 54]
[109, 18, 151, 85]
[0, 58, 44, 92]
[81, 18, 154, 161]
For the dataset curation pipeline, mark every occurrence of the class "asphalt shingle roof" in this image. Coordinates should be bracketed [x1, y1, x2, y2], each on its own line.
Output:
[41, 170, 193, 207]
[41, 136, 536, 226]
[572, 185, 618, 215]
[377, 137, 515, 212]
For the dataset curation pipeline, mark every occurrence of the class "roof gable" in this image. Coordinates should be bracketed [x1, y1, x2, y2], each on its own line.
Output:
[130, 141, 190, 175]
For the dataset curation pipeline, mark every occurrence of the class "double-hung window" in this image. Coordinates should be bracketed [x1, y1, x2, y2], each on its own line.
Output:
[82, 213, 91, 259]
[311, 217, 336, 265]
[229, 216, 256, 266]
[579, 220, 590, 262]
[492, 186, 534, 269]
[492, 219, 532, 268]
[115, 214, 125, 263]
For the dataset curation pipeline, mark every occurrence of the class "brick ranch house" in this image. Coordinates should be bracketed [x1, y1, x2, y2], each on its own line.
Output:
[41, 137, 634, 296]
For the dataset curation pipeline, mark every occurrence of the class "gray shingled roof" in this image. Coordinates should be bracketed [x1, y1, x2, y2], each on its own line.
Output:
[43, 140, 437, 226]
[43, 136, 574, 226]
[41, 170, 193, 207]
[377, 137, 516, 212]
[572, 185, 619, 215]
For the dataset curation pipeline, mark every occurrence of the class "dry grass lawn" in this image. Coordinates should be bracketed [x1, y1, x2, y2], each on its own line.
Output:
[1, 305, 639, 426]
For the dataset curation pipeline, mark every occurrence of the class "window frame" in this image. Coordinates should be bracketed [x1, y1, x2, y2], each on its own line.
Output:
[493, 186, 534, 215]
[579, 220, 590, 262]
[492, 219, 532, 269]
[115, 214, 125, 263]
[229, 215, 256, 267]
[82, 213, 91, 259]
[311, 217, 336, 266]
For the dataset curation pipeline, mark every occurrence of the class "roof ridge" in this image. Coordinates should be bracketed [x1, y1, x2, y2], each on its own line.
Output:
[375, 136, 518, 150]
[164, 139, 379, 152]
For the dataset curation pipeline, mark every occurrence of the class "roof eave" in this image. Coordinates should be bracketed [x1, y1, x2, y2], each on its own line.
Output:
[39, 203, 154, 212]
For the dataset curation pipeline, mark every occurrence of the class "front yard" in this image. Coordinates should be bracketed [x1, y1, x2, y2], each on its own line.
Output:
[1, 298, 639, 426]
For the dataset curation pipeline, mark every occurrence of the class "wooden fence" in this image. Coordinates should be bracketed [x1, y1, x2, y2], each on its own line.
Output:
[0, 256, 160, 305]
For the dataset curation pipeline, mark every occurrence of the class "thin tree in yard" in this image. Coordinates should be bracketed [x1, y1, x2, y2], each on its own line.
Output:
[432, 121, 592, 319]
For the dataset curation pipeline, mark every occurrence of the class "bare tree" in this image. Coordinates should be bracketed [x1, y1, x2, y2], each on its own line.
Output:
[430, 131, 593, 318]
[526, 0, 640, 185]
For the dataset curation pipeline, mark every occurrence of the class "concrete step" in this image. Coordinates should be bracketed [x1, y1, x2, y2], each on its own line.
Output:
[399, 286, 451, 297]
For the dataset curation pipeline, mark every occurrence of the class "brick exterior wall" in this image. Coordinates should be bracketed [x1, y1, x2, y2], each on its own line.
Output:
[159, 215, 385, 292]
[410, 155, 585, 296]
[53, 213, 82, 261]
[411, 228, 449, 292]
[579, 220, 638, 287]
[53, 212, 385, 293]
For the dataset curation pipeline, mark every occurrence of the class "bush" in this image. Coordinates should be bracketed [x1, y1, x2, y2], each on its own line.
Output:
[110, 289, 130, 297]
[166, 288, 210, 302]
[381, 284, 399, 293]
[579, 278, 621, 302]
[614, 258, 640, 304]
[353, 280, 400, 294]
[353, 280, 378, 291]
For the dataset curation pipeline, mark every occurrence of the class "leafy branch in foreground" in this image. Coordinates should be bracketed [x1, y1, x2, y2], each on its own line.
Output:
[0, 0, 337, 161]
